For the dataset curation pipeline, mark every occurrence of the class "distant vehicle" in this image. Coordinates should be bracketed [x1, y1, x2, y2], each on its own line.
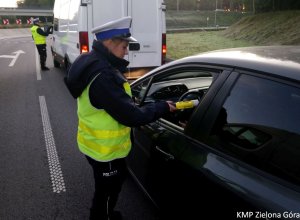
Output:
[51, 0, 167, 74]
[127, 46, 300, 219]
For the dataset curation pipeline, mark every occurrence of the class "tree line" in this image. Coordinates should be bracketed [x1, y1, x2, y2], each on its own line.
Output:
[15, 0, 300, 12]
[166, 0, 300, 12]
[16, 0, 54, 9]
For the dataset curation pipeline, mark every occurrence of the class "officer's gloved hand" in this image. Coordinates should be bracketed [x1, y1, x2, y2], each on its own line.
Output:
[166, 101, 176, 112]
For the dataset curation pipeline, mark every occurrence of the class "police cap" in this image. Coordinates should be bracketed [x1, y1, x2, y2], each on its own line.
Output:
[91, 17, 137, 42]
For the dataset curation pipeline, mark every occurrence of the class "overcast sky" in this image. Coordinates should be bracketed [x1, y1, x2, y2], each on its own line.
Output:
[0, 0, 17, 7]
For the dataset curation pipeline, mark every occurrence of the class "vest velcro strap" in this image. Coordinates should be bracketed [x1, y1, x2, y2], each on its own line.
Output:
[79, 120, 131, 139]
[77, 133, 131, 154]
[123, 82, 132, 96]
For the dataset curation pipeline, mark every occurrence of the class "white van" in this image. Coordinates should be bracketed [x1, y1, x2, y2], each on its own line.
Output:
[51, 0, 167, 76]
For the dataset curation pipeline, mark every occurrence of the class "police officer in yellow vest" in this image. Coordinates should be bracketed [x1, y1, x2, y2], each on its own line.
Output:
[31, 17, 50, 71]
[65, 17, 176, 220]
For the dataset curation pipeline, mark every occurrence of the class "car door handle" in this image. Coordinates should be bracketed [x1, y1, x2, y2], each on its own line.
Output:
[155, 146, 174, 161]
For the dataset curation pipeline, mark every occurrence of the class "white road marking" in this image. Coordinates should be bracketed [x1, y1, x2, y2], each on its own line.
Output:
[35, 48, 41, 80]
[39, 96, 66, 193]
[9, 50, 25, 67]
[0, 50, 25, 67]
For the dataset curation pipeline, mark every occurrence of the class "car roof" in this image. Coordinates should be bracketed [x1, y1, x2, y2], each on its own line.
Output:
[161, 46, 300, 82]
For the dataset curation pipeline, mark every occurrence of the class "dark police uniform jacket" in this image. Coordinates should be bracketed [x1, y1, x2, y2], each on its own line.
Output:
[64, 40, 169, 127]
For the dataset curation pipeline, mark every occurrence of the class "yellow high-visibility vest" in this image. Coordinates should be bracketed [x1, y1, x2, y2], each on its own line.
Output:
[77, 76, 132, 162]
[31, 25, 46, 45]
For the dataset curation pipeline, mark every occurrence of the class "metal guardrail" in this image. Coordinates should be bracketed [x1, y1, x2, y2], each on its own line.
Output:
[0, 8, 53, 16]
[167, 26, 227, 33]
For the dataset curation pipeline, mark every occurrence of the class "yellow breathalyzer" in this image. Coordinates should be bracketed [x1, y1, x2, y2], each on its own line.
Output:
[175, 99, 199, 110]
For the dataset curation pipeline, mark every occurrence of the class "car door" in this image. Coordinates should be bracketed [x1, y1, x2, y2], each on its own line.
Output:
[193, 69, 300, 214]
[127, 64, 237, 218]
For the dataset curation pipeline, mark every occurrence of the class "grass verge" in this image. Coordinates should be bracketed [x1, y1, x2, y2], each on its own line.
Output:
[167, 10, 300, 59]
[167, 30, 256, 59]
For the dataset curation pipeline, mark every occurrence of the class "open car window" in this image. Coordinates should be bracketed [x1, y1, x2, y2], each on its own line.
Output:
[132, 68, 221, 128]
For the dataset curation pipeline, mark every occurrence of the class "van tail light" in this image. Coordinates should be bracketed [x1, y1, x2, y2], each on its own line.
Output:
[79, 31, 89, 54]
[162, 33, 167, 64]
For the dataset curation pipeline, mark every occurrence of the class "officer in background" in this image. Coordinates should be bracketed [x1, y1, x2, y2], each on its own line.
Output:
[64, 17, 176, 220]
[31, 17, 50, 71]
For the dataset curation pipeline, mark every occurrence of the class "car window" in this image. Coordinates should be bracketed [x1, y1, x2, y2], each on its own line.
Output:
[138, 69, 220, 128]
[209, 74, 300, 185]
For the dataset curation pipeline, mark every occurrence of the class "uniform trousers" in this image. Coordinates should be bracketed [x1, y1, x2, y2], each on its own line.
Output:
[86, 156, 128, 220]
[36, 44, 47, 68]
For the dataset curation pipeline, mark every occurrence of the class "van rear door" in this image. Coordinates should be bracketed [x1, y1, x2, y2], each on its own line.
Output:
[87, 0, 128, 58]
[87, 0, 166, 69]
[128, 0, 166, 68]
[91, 0, 128, 25]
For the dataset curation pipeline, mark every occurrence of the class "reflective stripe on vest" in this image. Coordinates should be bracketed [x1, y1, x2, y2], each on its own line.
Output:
[79, 120, 130, 139]
[77, 76, 132, 162]
[31, 25, 46, 45]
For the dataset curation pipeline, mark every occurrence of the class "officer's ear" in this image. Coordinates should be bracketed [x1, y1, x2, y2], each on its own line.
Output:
[102, 39, 115, 50]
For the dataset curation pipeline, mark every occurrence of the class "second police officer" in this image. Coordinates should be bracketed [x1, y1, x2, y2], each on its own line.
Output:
[31, 17, 50, 71]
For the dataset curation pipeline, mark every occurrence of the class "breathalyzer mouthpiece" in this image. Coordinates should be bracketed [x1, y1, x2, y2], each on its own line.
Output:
[175, 99, 199, 110]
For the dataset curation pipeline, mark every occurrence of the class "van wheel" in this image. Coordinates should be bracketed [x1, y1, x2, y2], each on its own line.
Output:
[65, 59, 71, 72]
[53, 59, 60, 68]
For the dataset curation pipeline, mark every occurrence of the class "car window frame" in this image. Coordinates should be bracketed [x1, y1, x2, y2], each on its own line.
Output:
[195, 69, 300, 190]
[197, 69, 300, 138]
[185, 69, 232, 136]
[132, 63, 232, 133]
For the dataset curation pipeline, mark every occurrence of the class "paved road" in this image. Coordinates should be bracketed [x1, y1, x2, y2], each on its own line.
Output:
[0, 28, 31, 40]
[0, 28, 158, 220]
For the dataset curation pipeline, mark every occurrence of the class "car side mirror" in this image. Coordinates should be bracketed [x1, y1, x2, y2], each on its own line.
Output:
[46, 26, 53, 34]
[129, 42, 140, 51]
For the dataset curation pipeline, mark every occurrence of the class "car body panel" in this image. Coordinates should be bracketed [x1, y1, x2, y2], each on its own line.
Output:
[134, 46, 300, 83]
[127, 46, 300, 218]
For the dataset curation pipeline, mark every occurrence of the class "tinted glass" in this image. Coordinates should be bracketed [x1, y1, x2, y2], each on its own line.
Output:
[223, 75, 300, 135]
[210, 74, 300, 185]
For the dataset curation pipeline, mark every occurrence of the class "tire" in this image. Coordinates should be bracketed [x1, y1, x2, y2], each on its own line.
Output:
[65, 59, 71, 72]
[53, 58, 60, 68]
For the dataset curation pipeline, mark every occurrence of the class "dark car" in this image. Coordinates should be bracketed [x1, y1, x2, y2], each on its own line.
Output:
[127, 46, 300, 219]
